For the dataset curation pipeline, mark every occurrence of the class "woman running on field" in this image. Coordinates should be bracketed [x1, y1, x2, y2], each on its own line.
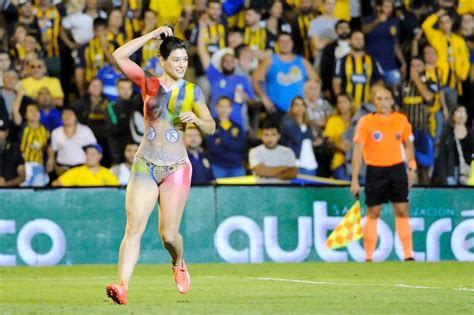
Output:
[106, 25, 216, 305]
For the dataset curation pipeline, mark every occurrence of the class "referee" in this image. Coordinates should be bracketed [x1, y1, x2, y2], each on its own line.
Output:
[350, 86, 416, 262]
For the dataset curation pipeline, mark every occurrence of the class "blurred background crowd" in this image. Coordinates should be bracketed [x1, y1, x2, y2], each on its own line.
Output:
[0, 0, 472, 187]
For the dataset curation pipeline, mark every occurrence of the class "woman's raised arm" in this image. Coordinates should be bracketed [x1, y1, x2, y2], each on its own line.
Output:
[112, 26, 173, 88]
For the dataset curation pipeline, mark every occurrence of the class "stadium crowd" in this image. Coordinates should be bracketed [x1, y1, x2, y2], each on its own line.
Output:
[0, 0, 472, 187]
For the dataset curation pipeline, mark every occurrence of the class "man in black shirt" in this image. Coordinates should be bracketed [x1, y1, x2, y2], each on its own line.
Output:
[0, 119, 25, 186]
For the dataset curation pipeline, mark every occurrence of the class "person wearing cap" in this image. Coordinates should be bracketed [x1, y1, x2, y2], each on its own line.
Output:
[198, 17, 255, 131]
[0, 119, 26, 187]
[351, 86, 416, 262]
[52, 143, 119, 187]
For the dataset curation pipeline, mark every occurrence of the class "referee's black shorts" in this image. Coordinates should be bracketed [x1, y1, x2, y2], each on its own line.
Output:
[365, 163, 408, 207]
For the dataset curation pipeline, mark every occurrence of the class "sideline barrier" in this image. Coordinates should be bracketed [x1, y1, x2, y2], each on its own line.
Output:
[0, 186, 473, 266]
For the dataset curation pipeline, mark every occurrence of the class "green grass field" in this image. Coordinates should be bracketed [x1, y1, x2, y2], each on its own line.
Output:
[1, 262, 473, 314]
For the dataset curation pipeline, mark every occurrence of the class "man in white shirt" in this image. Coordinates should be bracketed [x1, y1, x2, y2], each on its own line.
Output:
[249, 121, 297, 183]
[51, 107, 96, 175]
[111, 142, 138, 185]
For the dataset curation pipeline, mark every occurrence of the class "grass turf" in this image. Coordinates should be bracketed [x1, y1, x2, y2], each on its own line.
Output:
[0, 262, 473, 314]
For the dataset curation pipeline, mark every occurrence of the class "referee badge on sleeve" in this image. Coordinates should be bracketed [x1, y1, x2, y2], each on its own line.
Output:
[372, 131, 383, 141]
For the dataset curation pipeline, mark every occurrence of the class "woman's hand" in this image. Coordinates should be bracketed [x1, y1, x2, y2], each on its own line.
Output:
[153, 26, 174, 40]
[179, 111, 201, 124]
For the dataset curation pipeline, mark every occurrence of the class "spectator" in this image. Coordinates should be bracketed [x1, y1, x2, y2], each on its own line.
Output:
[12, 102, 53, 186]
[96, 63, 125, 101]
[362, 0, 407, 89]
[133, 10, 159, 68]
[111, 142, 138, 185]
[421, 45, 449, 139]
[83, 0, 108, 19]
[261, 0, 292, 52]
[333, 31, 383, 109]
[59, 0, 94, 53]
[36, 0, 62, 76]
[107, 8, 127, 46]
[324, 93, 354, 180]
[0, 51, 11, 88]
[422, 9, 470, 110]
[106, 78, 134, 165]
[75, 17, 117, 96]
[52, 143, 119, 187]
[0, 119, 25, 187]
[184, 125, 215, 184]
[434, 106, 473, 185]
[20, 58, 64, 106]
[344, 90, 378, 183]
[292, 0, 318, 63]
[401, 56, 438, 185]
[120, 0, 144, 41]
[70, 77, 110, 166]
[249, 120, 297, 183]
[13, 0, 41, 42]
[253, 32, 318, 123]
[198, 19, 256, 130]
[36, 87, 62, 132]
[1, 70, 34, 125]
[15, 34, 42, 78]
[233, 43, 256, 77]
[228, 28, 245, 49]
[280, 96, 318, 176]
[51, 107, 97, 176]
[320, 20, 351, 100]
[243, 7, 269, 56]
[193, 0, 228, 100]
[305, 79, 333, 132]
[205, 96, 247, 178]
[308, 0, 339, 70]
[393, 0, 420, 51]
[304, 79, 333, 177]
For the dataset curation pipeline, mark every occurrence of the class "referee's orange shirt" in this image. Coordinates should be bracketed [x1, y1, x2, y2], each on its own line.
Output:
[353, 112, 413, 167]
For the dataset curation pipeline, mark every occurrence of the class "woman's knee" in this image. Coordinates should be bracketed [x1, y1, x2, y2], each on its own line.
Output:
[125, 217, 147, 238]
[160, 231, 178, 247]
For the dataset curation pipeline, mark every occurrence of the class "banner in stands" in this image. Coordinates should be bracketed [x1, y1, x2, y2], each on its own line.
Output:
[0, 187, 472, 266]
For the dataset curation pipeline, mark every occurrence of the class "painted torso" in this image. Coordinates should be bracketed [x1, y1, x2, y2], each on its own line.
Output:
[138, 72, 198, 166]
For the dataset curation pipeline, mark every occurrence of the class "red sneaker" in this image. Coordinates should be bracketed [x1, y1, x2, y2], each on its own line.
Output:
[106, 283, 128, 305]
[173, 259, 190, 294]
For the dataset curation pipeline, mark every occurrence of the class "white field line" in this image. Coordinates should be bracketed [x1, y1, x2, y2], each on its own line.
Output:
[249, 277, 473, 293]
[454, 287, 474, 292]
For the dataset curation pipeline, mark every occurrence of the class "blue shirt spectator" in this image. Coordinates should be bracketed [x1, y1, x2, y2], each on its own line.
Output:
[184, 126, 215, 184]
[96, 65, 125, 101]
[204, 97, 247, 178]
[206, 63, 255, 131]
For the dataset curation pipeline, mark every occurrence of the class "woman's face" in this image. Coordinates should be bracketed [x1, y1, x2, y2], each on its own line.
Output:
[14, 26, 27, 42]
[337, 95, 352, 114]
[143, 11, 157, 30]
[270, 1, 283, 19]
[453, 107, 467, 125]
[109, 10, 123, 28]
[161, 48, 188, 80]
[291, 98, 306, 117]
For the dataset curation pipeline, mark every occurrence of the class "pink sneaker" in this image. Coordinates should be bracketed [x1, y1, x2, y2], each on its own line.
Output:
[172, 259, 190, 294]
[106, 283, 128, 305]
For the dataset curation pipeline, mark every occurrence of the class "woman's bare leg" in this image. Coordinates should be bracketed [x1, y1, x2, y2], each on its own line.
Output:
[158, 164, 191, 266]
[118, 172, 158, 288]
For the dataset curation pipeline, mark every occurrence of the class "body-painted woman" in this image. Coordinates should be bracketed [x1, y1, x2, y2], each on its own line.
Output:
[106, 25, 215, 305]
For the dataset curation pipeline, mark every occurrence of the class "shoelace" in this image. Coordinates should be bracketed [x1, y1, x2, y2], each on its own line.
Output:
[174, 266, 187, 282]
